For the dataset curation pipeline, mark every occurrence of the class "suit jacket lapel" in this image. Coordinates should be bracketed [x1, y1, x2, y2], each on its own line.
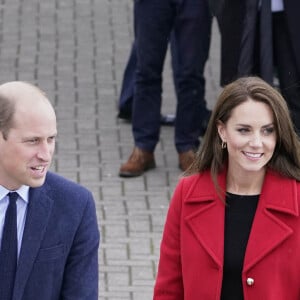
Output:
[13, 185, 53, 299]
[244, 171, 298, 272]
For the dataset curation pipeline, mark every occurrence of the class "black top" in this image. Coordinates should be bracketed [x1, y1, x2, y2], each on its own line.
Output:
[221, 193, 259, 300]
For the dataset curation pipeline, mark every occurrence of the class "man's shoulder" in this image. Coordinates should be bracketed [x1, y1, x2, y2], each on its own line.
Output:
[45, 171, 87, 188]
[42, 171, 93, 201]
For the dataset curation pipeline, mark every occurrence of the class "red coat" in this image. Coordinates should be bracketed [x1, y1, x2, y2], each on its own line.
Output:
[153, 169, 300, 299]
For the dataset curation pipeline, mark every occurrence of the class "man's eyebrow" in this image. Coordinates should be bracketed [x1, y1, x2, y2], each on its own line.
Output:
[21, 136, 39, 140]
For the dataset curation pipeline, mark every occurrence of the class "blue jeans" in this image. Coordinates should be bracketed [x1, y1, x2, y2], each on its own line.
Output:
[133, 0, 212, 153]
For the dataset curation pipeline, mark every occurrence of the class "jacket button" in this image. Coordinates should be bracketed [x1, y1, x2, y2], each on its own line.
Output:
[246, 278, 254, 286]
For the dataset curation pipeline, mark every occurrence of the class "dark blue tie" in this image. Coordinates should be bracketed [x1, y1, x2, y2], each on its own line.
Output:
[0, 192, 18, 300]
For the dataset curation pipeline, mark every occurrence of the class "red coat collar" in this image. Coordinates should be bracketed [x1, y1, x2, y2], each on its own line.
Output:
[182, 169, 299, 271]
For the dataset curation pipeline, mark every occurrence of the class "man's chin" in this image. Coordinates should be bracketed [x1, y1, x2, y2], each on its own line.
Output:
[28, 177, 47, 188]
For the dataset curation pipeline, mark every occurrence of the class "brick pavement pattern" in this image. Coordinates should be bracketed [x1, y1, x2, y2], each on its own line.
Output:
[0, 0, 220, 299]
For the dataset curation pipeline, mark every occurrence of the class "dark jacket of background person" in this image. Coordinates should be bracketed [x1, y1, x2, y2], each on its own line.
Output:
[153, 169, 300, 299]
[216, 0, 300, 86]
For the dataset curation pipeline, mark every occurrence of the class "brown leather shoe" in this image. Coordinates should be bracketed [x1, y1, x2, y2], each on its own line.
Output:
[178, 149, 196, 171]
[119, 147, 156, 177]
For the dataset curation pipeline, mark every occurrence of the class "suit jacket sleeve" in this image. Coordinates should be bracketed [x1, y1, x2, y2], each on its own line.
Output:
[61, 190, 100, 299]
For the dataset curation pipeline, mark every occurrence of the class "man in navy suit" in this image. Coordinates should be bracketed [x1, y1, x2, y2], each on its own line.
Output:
[0, 81, 100, 299]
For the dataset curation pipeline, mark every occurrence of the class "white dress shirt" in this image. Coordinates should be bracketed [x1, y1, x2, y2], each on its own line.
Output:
[259, 0, 284, 11]
[272, 0, 284, 12]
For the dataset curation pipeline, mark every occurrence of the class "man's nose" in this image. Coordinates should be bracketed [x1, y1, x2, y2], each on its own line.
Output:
[36, 142, 53, 161]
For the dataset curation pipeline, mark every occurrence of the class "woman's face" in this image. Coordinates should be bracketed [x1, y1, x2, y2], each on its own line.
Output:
[217, 99, 277, 177]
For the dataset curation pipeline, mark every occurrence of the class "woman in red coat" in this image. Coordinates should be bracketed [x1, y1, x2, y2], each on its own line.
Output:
[153, 76, 300, 299]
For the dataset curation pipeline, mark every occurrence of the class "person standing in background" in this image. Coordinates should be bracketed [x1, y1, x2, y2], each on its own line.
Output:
[0, 81, 99, 300]
[216, 0, 300, 133]
[119, 0, 212, 177]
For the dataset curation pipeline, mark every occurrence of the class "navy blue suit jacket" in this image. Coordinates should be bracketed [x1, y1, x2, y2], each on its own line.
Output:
[12, 172, 100, 300]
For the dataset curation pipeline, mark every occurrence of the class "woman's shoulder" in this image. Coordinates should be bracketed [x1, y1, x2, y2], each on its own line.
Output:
[179, 170, 211, 185]
[176, 170, 215, 198]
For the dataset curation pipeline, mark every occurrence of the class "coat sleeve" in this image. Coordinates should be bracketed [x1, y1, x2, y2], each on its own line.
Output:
[60, 191, 100, 300]
[153, 179, 185, 300]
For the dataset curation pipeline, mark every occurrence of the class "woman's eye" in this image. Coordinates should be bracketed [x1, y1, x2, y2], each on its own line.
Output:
[263, 127, 274, 135]
[237, 128, 249, 133]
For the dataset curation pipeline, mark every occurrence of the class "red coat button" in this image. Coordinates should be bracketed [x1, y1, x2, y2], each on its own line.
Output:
[246, 278, 254, 286]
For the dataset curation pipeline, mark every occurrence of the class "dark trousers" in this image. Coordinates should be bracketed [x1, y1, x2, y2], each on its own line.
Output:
[272, 12, 300, 133]
[118, 43, 137, 117]
[133, 0, 212, 153]
[118, 36, 179, 117]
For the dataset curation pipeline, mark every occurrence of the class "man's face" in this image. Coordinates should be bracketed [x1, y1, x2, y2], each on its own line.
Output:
[0, 100, 57, 190]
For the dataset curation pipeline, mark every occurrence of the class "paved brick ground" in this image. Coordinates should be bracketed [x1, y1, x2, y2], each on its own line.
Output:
[0, 0, 221, 299]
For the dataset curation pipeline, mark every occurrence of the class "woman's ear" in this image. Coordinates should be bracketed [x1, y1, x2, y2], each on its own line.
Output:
[217, 120, 226, 141]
